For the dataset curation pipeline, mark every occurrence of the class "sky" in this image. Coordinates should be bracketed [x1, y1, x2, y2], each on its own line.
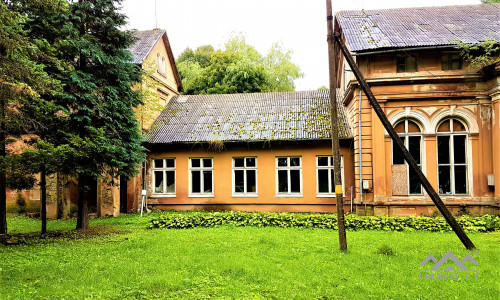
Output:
[120, 0, 483, 91]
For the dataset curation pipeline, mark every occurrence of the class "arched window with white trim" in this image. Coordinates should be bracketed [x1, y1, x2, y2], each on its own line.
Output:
[392, 119, 423, 195]
[437, 118, 468, 195]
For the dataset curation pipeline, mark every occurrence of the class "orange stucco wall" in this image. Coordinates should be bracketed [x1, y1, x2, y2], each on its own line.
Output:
[145, 140, 355, 213]
[343, 48, 499, 215]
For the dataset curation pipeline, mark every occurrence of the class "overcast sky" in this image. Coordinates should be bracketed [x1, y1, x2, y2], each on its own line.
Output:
[121, 0, 482, 90]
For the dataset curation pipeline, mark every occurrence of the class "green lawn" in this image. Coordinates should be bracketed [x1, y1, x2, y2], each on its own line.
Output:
[1, 213, 499, 299]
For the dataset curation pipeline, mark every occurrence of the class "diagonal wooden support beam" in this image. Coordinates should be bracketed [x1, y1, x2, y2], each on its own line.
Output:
[333, 33, 475, 250]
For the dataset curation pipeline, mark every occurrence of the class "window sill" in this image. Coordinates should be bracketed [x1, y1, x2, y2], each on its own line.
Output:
[316, 194, 346, 198]
[232, 194, 259, 198]
[188, 194, 215, 198]
[150, 194, 176, 198]
[275, 194, 303, 198]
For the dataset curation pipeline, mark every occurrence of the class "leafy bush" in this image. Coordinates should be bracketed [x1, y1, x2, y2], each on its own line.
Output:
[148, 211, 500, 232]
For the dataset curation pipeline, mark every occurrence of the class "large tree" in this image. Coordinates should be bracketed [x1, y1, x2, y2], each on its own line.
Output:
[0, 1, 62, 235]
[57, 0, 145, 229]
[177, 34, 303, 95]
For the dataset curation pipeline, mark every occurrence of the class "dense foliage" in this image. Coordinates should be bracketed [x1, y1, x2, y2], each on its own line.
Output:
[176, 34, 303, 95]
[1, 0, 146, 231]
[149, 211, 500, 233]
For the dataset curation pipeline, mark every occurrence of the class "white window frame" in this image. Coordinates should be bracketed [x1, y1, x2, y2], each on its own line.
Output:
[232, 157, 258, 197]
[316, 156, 345, 197]
[275, 156, 302, 197]
[391, 119, 424, 195]
[189, 158, 214, 197]
[437, 119, 469, 196]
[152, 158, 176, 197]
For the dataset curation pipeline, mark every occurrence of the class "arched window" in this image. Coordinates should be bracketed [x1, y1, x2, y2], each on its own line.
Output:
[437, 119, 468, 195]
[392, 119, 423, 195]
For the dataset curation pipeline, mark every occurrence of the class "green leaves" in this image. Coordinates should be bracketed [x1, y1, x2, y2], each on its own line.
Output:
[176, 33, 303, 95]
[149, 211, 500, 233]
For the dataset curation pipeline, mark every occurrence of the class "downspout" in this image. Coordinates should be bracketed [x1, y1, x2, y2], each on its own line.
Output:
[359, 90, 363, 204]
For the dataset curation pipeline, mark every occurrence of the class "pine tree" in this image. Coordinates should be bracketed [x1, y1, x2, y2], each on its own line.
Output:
[58, 0, 145, 229]
[0, 1, 61, 235]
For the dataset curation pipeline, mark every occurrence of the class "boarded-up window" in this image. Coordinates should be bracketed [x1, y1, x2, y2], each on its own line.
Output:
[391, 119, 422, 195]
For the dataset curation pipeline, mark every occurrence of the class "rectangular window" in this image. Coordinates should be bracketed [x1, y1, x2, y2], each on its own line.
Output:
[276, 157, 302, 195]
[233, 157, 257, 196]
[152, 158, 175, 195]
[189, 158, 214, 196]
[437, 135, 468, 195]
[316, 156, 344, 196]
[397, 56, 417, 72]
[441, 53, 462, 70]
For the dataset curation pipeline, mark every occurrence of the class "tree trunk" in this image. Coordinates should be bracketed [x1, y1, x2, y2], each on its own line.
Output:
[40, 165, 47, 234]
[76, 173, 89, 230]
[0, 99, 7, 235]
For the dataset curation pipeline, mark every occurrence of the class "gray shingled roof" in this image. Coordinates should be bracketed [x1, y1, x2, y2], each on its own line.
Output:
[336, 3, 500, 53]
[146, 90, 352, 144]
[128, 29, 165, 64]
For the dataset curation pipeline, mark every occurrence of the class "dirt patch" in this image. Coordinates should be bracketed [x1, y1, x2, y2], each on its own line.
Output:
[0, 225, 129, 246]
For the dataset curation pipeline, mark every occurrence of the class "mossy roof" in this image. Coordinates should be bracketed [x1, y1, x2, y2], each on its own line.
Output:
[146, 90, 352, 144]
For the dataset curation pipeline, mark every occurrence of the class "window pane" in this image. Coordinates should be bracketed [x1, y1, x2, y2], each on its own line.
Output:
[278, 158, 288, 167]
[397, 57, 406, 73]
[278, 170, 288, 193]
[290, 170, 300, 193]
[409, 167, 422, 194]
[409, 136, 421, 164]
[166, 171, 175, 193]
[154, 159, 163, 168]
[438, 120, 450, 132]
[438, 166, 451, 194]
[246, 157, 256, 167]
[454, 135, 466, 164]
[154, 171, 164, 193]
[191, 159, 200, 168]
[406, 57, 417, 72]
[407, 121, 420, 133]
[394, 122, 405, 133]
[203, 171, 212, 193]
[247, 170, 256, 193]
[290, 157, 300, 167]
[234, 170, 244, 193]
[203, 159, 212, 168]
[234, 158, 244, 167]
[166, 159, 175, 168]
[453, 120, 466, 132]
[455, 166, 467, 194]
[192, 171, 201, 193]
[318, 157, 328, 166]
[393, 137, 405, 165]
[437, 136, 450, 164]
[330, 157, 333, 166]
[318, 169, 329, 193]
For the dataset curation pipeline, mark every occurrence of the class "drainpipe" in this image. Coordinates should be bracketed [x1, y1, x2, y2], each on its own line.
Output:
[359, 90, 363, 204]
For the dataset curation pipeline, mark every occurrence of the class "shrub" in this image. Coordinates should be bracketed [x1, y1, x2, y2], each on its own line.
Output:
[148, 211, 500, 233]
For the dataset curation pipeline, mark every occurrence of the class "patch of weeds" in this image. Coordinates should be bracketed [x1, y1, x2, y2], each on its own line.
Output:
[376, 244, 394, 256]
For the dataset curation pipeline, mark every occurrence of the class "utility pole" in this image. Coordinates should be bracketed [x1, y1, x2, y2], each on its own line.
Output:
[326, 0, 347, 252]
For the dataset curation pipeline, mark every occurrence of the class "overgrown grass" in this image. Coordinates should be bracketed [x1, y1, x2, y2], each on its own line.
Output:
[1, 212, 499, 299]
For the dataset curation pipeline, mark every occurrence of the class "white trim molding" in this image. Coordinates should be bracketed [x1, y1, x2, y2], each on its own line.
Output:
[388, 109, 432, 135]
[430, 107, 479, 134]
